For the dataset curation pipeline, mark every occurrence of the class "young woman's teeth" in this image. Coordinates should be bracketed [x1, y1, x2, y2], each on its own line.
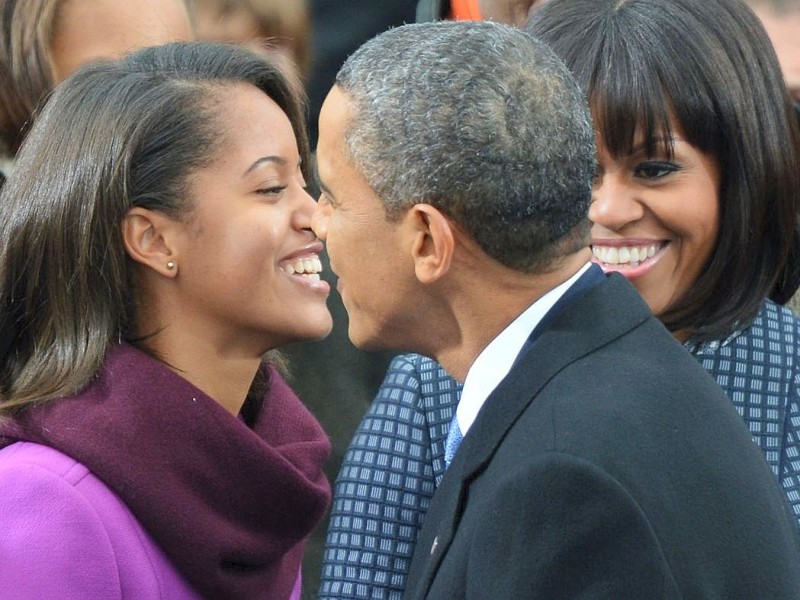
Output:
[283, 256, 323, 276]
[592, 244, 658, 267]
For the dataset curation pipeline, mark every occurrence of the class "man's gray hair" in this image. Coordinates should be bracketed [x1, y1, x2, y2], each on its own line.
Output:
[335, 21, 595, 273]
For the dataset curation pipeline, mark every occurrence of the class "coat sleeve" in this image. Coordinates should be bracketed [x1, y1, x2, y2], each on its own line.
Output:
[319, 354, 459, 600]
[0, 460, 123, 600]
[780, 369, 800, 527]
[464, 453, 680, 599]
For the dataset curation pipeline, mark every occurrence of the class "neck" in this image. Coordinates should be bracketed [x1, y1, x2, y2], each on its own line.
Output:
[144, 335, 261, 416]
[133, 292, 264, 416]
[429, 249, 590, 381]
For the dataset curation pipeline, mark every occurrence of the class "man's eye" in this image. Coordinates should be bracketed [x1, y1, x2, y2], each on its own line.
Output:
[318, 192, 335, 208]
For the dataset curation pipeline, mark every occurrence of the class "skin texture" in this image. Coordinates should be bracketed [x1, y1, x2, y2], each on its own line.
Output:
[127, 83, 331, 414]
[51, 0, 192, 82]
[589, 123, 720, 327]
[751, 3, 800, 101]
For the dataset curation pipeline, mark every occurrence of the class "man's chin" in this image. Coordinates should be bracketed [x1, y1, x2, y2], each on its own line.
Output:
[346, 323, 390, 353]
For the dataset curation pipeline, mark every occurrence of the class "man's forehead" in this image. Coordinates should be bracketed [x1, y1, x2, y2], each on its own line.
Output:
[315, 87, 356, 188]
[318, 87, 352, 153]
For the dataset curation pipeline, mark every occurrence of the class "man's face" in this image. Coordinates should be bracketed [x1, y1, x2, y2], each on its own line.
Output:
[312, 86, 421, 350]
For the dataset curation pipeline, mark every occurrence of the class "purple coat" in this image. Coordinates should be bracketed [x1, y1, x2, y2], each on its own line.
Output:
[0, 442, 206, 599]
[0, 343, 327, 599]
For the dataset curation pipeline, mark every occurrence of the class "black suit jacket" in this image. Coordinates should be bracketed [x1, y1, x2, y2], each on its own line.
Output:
[405, 273, 800, 599]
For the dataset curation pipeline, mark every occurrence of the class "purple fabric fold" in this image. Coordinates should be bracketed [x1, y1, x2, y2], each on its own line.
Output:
[0, 343, 331, 600]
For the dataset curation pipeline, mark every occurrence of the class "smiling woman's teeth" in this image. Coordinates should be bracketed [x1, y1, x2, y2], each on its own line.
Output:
[592, 244, 659, 267]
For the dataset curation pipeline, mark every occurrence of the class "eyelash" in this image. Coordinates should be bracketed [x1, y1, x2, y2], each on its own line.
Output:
[633, 161, 681, 180]
[256, 185, 287, 196]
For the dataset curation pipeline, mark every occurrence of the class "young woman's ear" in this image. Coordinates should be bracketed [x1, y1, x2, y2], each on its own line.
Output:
[121, 207, 180, 278]
[407, 203, 455, 284]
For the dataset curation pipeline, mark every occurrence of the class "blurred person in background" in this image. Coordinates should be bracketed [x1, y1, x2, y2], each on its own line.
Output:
[748, 0, 800, 314]
[0, 0, 191, 183]
[748, 0, 800, 102]
[415, 0, 547, 24]
[191, 0, 311, 80]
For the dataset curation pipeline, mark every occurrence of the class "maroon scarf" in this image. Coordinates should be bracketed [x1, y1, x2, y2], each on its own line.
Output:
[0, 343, 331, 599]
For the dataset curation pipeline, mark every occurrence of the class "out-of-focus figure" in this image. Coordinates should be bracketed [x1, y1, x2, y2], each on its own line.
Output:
[415, 0, 550, 25]
[0, 0, 191, 181]
[191, 0, 311, 79]
[748, 0, 800, 101]
[748, 0, 800, 315]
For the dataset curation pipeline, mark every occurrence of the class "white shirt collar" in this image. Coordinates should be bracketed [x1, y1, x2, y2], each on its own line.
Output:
[455, 262, 591, 436]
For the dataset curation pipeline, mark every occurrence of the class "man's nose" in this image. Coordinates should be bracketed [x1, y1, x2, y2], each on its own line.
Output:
[311, 201, 329, 240]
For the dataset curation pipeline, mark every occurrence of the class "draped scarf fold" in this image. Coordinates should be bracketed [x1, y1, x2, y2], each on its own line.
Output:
[0, 343, 331, 600]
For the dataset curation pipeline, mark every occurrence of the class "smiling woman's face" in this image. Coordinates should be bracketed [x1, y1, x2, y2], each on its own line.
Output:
[588, 119, 721, 322]
[168, 83, 332, 354]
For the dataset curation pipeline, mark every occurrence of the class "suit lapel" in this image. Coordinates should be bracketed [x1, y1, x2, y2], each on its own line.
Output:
[405, 273, 654, 599]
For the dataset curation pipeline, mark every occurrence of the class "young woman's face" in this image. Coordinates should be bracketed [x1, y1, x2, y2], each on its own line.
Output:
[589, 120, 720, 319]
[51, 0, 191, 82]
[171, 83, 332, 354]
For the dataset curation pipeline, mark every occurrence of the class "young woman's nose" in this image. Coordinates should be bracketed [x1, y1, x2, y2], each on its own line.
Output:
[292, 186, 318, 231]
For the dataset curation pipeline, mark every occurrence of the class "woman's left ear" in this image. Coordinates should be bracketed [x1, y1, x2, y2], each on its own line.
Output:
[407, 203, 454, 284]
[122, 207, 180, 278]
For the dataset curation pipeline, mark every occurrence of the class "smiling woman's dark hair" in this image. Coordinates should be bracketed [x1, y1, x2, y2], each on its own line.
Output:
[526, 0, 800, 341]
[0, 41, 309, 412]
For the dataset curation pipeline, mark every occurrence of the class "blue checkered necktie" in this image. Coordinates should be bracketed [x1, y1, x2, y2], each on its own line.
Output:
[444, 414, 463, 469]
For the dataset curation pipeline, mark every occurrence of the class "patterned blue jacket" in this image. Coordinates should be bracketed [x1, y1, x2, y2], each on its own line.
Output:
[319, 299, 800, 600]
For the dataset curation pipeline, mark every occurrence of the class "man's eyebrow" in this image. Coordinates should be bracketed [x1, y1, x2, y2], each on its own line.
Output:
[313, 162, 334, 198]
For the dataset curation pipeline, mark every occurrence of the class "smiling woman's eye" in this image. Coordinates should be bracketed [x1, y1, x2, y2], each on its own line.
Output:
[633, 161, 680, 180]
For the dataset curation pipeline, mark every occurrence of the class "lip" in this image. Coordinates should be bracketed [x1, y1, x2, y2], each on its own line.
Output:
[591, 238, 668, 280]
[280, 241, 324, 262]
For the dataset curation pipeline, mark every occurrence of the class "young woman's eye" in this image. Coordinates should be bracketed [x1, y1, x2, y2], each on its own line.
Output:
[257, 185, 287, 196]
[633, 161, 679, 179]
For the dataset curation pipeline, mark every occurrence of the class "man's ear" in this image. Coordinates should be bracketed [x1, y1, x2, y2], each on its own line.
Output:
[407, 203, 455, 284]
[121, 207, 180, 278]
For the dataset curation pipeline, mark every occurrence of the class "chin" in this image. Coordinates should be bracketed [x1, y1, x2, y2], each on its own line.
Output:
[309, 319, 334, 340]
[347, 324, 394, 353]
[298, 311, 335, 342]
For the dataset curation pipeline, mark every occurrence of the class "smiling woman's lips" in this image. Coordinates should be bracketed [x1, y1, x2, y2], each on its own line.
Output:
[591, 241, 668, 279]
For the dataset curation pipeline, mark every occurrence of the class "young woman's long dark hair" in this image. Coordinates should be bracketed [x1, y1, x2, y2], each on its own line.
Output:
[0, 42, 310, 412]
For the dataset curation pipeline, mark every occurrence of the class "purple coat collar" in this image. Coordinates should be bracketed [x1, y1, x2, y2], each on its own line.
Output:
[0, 343, 331, 599]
